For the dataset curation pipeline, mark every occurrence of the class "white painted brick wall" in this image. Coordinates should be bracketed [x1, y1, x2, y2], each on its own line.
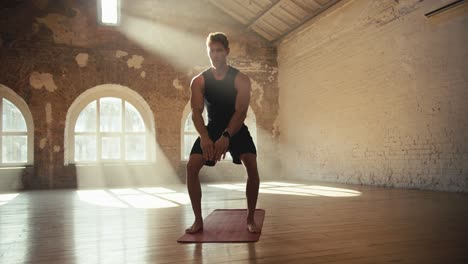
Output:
[277, 0, 468, 192]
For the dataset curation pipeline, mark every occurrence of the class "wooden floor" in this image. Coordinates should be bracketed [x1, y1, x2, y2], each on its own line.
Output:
[0, 181, 467, 264]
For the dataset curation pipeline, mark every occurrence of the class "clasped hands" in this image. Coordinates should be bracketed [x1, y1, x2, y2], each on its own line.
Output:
[200, 135, 229, 161]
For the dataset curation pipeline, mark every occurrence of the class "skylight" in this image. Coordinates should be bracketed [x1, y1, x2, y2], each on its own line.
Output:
[100, 0, 119, 25]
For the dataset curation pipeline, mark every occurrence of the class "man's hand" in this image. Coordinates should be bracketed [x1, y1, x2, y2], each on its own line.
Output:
[214, 136, 229, 161]
[200, 136, 215, 161]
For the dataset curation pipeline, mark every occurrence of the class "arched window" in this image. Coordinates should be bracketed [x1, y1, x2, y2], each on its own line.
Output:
[0, 85, 34, 166]
[65, 84, 155, 164]
[183, 109, 208, 161]
[181, 103, 257, 161]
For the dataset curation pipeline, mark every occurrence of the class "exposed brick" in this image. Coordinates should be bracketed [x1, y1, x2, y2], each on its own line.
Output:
[0, 0, 279, 189]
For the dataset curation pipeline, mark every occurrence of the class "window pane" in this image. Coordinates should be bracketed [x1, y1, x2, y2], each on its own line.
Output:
[75, 135, 97, 161]
[185, 110, 207, 133]
[2, 99, 27, 132]
[183, 135, 198, 160]
[185, 113, 196, 133]
[75, 101, 97, 132]
[125, 102, 145, 132]
[100, 97, 121, 132]
[125, 135, 145, 160]
[182, 135, 232, 161]
[102, 136, 120, 159]
[245, 109, 257, 143]
[2, 136, 27, 163]
[101, 0, 118, 24]
[183, 110, 208, 160]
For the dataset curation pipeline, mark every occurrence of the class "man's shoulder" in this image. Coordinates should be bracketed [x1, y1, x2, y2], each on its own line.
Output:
[193, 67, 212, 81]
[191, 72, 206, 88]
[233, 70, 250, 92]
[228, 66, 247, 79]
[234, 70, 250, 83]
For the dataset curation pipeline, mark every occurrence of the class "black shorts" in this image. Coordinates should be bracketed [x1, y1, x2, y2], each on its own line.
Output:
[190, 124, 257, 166]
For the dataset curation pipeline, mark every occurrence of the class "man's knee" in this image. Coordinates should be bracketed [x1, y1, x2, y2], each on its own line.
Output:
[240, 153, 259, 176]
[187, 155, 204, 175]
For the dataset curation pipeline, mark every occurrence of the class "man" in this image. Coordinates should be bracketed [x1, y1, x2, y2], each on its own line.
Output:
[185, 32, 261, 234]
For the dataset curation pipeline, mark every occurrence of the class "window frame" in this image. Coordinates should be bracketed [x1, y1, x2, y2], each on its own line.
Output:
[0, 84, 34, 167]
[181, 110, 215, 161]
[65, 84, 155, 165]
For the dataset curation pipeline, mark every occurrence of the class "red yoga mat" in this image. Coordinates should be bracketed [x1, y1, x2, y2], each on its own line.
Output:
[177, 209, 265, 243]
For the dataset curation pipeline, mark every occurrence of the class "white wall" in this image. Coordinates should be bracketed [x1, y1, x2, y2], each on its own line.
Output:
[0, 168, 23, 192]
[277, 0, 468, 192]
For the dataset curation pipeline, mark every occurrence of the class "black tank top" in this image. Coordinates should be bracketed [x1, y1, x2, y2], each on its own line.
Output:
[202, 66, 240, 129]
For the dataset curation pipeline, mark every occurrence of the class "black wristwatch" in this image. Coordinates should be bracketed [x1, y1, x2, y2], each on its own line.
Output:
[222, 131, 231, 139]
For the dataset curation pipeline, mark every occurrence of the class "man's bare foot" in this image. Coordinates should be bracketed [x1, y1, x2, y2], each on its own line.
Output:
[247, 219, 261, 233]
[185, 219, 204, 234]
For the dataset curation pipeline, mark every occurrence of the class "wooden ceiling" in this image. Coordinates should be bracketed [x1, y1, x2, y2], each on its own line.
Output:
[208, 0, 341, 42]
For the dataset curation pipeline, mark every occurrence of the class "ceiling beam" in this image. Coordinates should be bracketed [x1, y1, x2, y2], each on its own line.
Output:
[251, 24, 276, 41]
[247, 0, 282, 29]
[208, 0, 251, 24]
[291, 0, 321, 13]
[274, 0, 342, 44]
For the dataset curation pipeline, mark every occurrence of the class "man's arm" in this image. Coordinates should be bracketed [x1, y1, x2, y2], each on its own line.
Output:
[225, 72, 251, 136]
[190, 74, 213, 160]
[190, 75, 208, 139]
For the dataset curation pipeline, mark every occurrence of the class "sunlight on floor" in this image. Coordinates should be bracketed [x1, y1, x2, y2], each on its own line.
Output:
[0, 193, 19, 206]
[208, 181, 362, 197]
[77, 188, 191, 208]
[76, 182, 361, 208]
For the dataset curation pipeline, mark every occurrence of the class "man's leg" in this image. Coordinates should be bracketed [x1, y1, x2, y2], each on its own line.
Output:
[185, 154, 206, 233]
[240, 153, 261, 233]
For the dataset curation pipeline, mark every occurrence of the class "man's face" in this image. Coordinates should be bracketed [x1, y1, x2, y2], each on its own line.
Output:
[207, 41, 229, 68]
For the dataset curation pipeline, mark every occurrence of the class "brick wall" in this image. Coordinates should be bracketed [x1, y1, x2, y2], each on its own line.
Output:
[277, 0, 468, 192]
[0, 0, 280, 189]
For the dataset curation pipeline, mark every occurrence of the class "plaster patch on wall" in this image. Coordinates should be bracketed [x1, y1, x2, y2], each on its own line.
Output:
[187, 66, 209, 77]
[116, 50, 128, 58]
[45, 103, 52, 124]
[127, 55, 144, 69]
[360, 0, 423, 28]
[39, 138, 47, 149]
[173, 78, 184, 90]
[140, 71, 146, 78]
[35, 8, 89, 46]
[75, 53, 89, 67]
[32, 23, 40, 34]
[29, 72, 58, 92]
[230, 42, 247, 57]
[272, 114, 280, 137]
[249, 62, 262, 69]
[268, 67, 278, 82]
[397, 0, 423, 14]
[29, 72, 44, 89]
[251, 79, 264, 108]
[53, 145, 61, 152]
